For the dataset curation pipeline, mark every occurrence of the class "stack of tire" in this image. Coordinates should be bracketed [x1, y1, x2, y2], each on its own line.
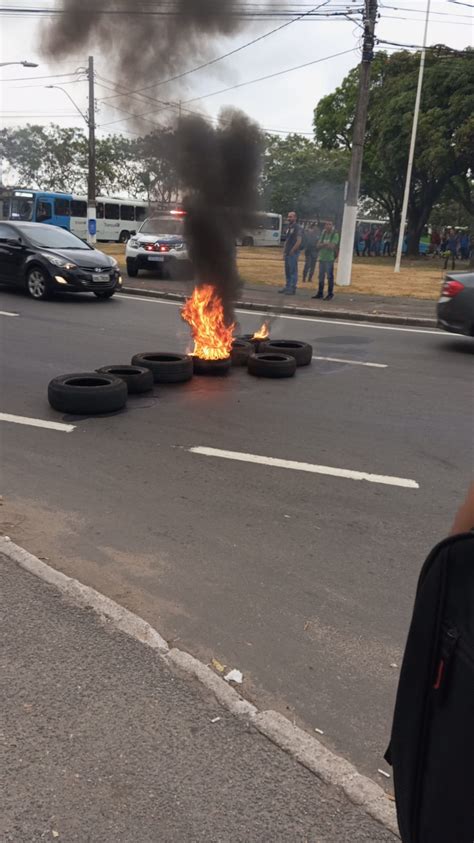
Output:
[232, 338, 312, 378]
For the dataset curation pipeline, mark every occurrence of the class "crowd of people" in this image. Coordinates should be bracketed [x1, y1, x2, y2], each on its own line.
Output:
[429, 227, 472, 268]
[354, 224, 392, 257]
[279, 212, 339, 300]
[354, 223, 472, 267]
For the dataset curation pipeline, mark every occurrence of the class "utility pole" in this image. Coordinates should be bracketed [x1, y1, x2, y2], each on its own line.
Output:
[87, 55, 97, 246]
[394, 0, 431, 272]
[336, 0, 377, 287]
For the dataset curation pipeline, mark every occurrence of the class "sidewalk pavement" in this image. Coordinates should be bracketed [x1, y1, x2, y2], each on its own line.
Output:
[1, 551, 399, 843]
[121, 275, 437, 327]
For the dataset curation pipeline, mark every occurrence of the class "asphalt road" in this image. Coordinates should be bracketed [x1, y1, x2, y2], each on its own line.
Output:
[1, 286, 473, 784]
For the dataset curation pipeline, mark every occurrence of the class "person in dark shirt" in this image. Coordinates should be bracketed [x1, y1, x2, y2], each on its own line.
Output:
[279, 210, 303, 295]
[302, 222, 320, 283]
[444, 228, 457, 270]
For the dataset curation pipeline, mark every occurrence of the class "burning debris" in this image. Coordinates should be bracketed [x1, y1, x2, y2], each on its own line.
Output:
[252, 321, 270, 341]
[181, 285, 234, 361]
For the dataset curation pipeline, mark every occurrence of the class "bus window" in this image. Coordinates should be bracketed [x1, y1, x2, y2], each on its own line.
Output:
[135, 206, 146, 222]
[120, 204, 134, 221]
[54, 197, 70, 217]
[71, 199, 87, 218]
[11, 196, 34, 221]
[264, 216, 281, 230]
[96, 202, 104, 219]
[37, 200, 52, 222]
[105, 203, 119, 220]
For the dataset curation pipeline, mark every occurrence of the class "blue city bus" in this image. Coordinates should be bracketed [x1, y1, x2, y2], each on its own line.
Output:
[0, 188, 147, 242]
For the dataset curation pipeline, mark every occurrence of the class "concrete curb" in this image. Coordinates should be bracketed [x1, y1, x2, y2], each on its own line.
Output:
[121, 284, 437, 329]
[1, 535, 399, 838]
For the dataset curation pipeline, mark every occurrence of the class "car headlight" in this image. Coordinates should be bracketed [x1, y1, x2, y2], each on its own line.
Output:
[47, 255, 77, 270]
[173, 243, 185, 251]
[129, 239, 139, 248]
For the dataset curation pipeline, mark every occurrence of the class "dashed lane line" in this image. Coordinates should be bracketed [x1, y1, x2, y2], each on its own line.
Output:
[0, 413, 75, 433]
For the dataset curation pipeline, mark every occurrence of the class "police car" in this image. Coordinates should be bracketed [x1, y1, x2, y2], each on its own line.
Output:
[125, 211, 192, 279]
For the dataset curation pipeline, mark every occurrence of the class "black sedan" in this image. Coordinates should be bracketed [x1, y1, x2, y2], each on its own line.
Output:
[0, 221, 122, 301]
[437, 271, 474, 337]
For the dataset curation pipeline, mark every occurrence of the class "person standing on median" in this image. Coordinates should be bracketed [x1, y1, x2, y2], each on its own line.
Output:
[312, 220, 339, 301]
[279, 210, 303, 296]
[302, 222, 320, 284]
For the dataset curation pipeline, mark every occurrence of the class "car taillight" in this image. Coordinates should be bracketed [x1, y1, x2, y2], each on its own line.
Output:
[441, 279, 465, 298]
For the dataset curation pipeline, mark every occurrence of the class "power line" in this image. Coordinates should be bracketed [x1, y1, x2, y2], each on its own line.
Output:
[0, 71, 84, 83]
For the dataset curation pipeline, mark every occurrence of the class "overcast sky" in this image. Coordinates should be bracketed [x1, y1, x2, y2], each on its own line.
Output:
[1, 1, 472, 145]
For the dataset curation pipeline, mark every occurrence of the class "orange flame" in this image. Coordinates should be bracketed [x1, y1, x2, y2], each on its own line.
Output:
[181, 285, 234, 360]
[252, 321, 270, 340]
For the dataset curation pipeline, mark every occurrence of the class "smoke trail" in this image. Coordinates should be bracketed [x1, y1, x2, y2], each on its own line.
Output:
[177, 108, 262, 322]
[42, 2, 265, 323]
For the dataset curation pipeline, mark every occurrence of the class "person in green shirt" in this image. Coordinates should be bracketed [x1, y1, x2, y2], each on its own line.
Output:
[312, 221, 339, 301]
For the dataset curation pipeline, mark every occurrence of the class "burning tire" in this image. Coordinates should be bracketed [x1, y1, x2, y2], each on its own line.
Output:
[131, 352, 193, 383]
[247, 353, 296, 379]
[48, 373, 128, 414]
[237, 334, 267, 352]
[97, 365, 153, 394]
[259, 340, 312, 366]
[231, 339, 253, 366]
[193, 356, 231, 376]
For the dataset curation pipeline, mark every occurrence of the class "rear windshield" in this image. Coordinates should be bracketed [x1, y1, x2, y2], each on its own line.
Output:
[26, 226, 91, 250]
[139, 217, 184, 236]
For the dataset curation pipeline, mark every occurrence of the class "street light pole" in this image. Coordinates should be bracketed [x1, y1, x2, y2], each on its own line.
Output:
[336, 0, 377, 287]
[0, 60, 38, 68]
[87, 55, 97, 246]
[394, 0, 431, 272]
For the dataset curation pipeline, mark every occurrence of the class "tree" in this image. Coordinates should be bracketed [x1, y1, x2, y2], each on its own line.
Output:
[0, 124, 88, 191]
[261, 134, 348, 223]
[314, 48, 474, 254]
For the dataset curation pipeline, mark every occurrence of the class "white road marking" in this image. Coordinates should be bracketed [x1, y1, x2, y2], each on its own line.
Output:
[0, 413, 75, 433]
[189, 446, 419, 489]
[117, 293, 446, 336]
[312, 355, 387, 368]
[0, 310, 18, 317]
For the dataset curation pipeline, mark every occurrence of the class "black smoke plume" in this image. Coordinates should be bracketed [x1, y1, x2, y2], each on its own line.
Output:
[42, 1, 266, 323]
[177, 108, 262, 322]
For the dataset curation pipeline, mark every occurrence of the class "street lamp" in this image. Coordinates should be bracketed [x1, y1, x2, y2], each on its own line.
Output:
[0, 60, 38, 68]
[45, 84, 88, 123]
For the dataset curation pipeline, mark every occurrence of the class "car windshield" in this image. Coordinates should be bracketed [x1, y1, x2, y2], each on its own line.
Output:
[26, 226, 91, 250]
[139, 217, 184, 236]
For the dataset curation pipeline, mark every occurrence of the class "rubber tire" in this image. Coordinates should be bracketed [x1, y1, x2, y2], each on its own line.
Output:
[126, 258, 139, 278]
[94, 290, 115, 299]
[96, 365, 153, 394]
[259, 340, 312, 366]
[131, 352, 193, 384]
[26, 265, 51, 300]
[193, 357, 231, 376]
[231, 339, 253, 366]
[119, 230, 130, 243]
[48, 373, 127, 414]
[237, 334, 267, 353]
[247, 353, 296, 379]
[242, 236, 254, 247]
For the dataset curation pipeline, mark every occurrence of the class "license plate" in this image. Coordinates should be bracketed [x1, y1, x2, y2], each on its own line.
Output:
[93, 273, 109, 282]
[148, 255, 164, 262]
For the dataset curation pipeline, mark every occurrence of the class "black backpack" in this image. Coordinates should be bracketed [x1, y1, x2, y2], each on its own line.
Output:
[386, 533, 474, 842]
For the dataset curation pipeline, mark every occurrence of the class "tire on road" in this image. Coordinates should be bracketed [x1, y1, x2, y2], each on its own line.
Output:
[48, 373, 128, 414]
[193, 356, 231, 376]
[26, 265, 51, 300]
[247, 353, 296, 378]
[231, 339, 253, 366]
[131, 352, 193, 383]
[126, 258, 139, 278]
[236, 334, 267, 353]
[259, 340, 312, 366]
[97, 365, 153, 394]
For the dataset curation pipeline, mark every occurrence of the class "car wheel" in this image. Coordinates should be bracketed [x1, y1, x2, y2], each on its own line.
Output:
[126, 258, 139, 278]
[242, 236, 254, 247]
[131, 352, 193, 383]
[97, 365, 154, 394]
[94, 290, 115, 299]
[119, 230, 130, 243]
[247, 353, 296, 378]
[26, 266, 50, 300]
[48, 373, 128, 414]
[259, 340, 313, 366]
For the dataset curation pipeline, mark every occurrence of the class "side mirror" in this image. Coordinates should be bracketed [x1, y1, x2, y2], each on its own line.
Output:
[0, 236, 22, 246]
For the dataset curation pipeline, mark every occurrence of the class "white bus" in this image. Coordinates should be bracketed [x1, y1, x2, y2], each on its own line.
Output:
[69, 196, 148, 242]
[238, 212, 283, 247]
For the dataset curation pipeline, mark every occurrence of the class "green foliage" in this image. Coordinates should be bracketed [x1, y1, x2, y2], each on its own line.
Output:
[314, 48, 474, 253]
[261, 133, 348, 221]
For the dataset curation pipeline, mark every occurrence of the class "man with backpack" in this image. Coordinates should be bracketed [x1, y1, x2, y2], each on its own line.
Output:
[312, 220, 339, 301]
